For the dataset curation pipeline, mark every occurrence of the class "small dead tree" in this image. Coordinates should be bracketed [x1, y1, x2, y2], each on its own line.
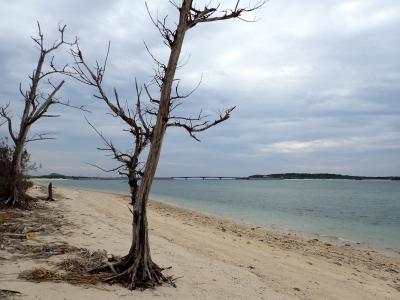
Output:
[70, 0, 263, 290]
[0, 23, 82, 207]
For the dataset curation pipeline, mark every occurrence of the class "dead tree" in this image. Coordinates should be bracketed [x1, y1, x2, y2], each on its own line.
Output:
[70, 0, 263, 290]
[0, 23, 82, 207]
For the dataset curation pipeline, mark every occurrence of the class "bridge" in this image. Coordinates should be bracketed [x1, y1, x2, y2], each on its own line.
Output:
[155, 176, 249, 180]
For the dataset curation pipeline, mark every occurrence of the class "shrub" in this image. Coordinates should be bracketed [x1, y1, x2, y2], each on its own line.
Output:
[0, 138, 34, 199]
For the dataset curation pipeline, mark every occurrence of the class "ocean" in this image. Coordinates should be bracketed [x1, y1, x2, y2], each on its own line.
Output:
[34, 178, 400, 252]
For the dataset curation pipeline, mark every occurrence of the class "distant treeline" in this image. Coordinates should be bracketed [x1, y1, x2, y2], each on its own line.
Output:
[30, 173, 125, 180]
[248, 173, 400, 180]
[31, 172, 400, 181]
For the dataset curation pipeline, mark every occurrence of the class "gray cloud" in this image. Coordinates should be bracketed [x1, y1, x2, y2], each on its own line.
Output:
[1, 0, 399, 177]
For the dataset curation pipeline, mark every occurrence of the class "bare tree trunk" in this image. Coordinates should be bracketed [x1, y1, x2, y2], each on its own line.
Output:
[9, 145, 23, 206]
[115, 2, 190, 289]
[128, 172, 138, 207]
[81, 0, 262, 290]
[94, 3, 191, 289]
[95, 177, 166, 289]
[7, 129, 28, 207]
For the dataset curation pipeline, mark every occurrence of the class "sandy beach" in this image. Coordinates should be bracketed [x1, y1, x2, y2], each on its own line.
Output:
[0, 185, 399, 300]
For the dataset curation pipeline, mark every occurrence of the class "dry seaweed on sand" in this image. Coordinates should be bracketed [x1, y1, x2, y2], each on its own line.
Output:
[18, 267, 109, 285]
[18, 249, 176, 287]
[19, 266, 111, 286]
[0, 289, 22, 299]
[55, 249, 110, 272]
[1, 234, 82, 260]
[18, 249, 113, 286]
[18, 249, 175, 288]
[13, 242, 82, 258]
[18, 268, 64, 283]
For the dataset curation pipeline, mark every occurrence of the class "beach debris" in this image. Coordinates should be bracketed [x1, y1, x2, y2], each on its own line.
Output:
[56, 249, 109, 272]
[12, 242, 82, 259]
[18, 267, 106, 285]
[248, 265, 255, 270]
[0, 289, 22, 299]
[19, 249, 111, 286]
[293, 287, 301, 292]
[20, 225, 44, 234]
[2, 233, 27, 240]
[26, 232, 39, 238]
[385, 267, 399, 274]
[307, 239, 316, 243]
[19, 268, 62, 283]
[0, 223, 44, 241]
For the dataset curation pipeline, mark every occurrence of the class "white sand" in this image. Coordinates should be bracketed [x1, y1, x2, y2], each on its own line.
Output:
[0, 186, 399, 299]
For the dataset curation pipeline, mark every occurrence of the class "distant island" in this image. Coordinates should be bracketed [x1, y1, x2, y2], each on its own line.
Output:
[31, 172, 400, 180]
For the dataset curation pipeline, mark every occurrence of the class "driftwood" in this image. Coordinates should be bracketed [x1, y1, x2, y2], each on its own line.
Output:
[47, 182, 53, 201]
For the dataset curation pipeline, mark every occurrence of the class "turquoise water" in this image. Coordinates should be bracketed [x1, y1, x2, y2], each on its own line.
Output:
[35, 178, 400, 251]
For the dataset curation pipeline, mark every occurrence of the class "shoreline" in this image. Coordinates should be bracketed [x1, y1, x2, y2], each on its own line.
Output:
[33, 181, 400, 256]
[1, 185, 399, 299]
[32, 177, 400, 181]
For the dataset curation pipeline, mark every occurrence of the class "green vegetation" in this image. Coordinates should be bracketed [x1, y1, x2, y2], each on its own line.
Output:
[0, 138, 34, 202]
[30, 174, 125, 180]
[33, 173, 67, 179]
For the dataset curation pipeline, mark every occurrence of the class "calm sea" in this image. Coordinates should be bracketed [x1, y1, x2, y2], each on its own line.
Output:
[35, 178, 400, 252]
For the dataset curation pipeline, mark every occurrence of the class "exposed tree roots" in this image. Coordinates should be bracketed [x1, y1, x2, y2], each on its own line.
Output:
[92, 252, 171, 290]
[0, 191, 33, 209]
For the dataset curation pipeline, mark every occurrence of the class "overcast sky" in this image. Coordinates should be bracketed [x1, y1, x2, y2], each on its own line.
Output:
[0, 0, 399, 177]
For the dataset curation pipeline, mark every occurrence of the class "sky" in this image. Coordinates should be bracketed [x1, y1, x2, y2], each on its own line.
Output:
[0, 0, 399, 177]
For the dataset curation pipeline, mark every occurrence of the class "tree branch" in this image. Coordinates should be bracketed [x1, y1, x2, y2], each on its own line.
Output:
[26, 132, 57, 143]
[27, 80, 65, 125]
[84, 115, 131, 165]
[85, 162, 126, 173]
[0, 103, 17, 143]
[167, 106, 235, 141]
[187, 1, 266, 28]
